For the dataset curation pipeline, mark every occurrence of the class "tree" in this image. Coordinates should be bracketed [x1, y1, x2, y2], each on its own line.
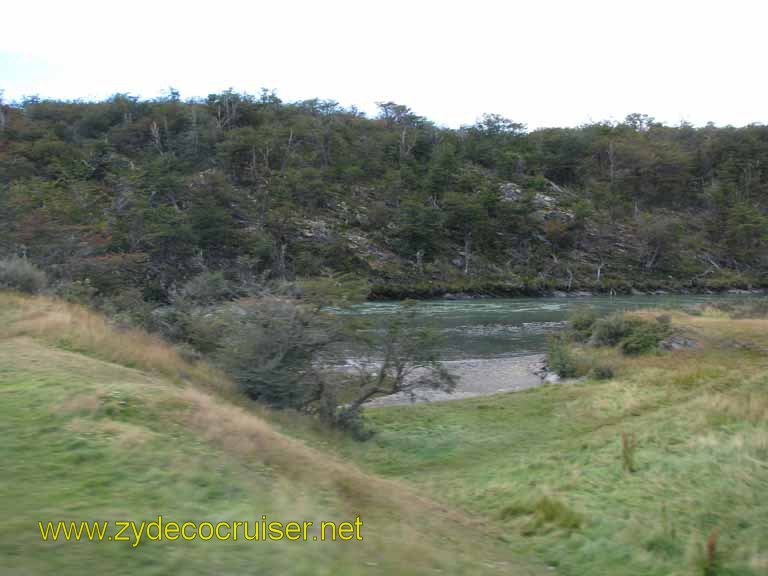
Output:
[218, 296, 455, 439]
[393, 199, 445, 264]
[637, 213, 683, 271]
[724, 202, 768, 265]
[218, 297, 342, 409]
[443, 192, 489, 274]
[338, 301, 457, 428]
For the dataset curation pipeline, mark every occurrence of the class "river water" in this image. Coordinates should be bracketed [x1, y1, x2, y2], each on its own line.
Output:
[328, 294, 758, 405]
[334, 294, 748, 361]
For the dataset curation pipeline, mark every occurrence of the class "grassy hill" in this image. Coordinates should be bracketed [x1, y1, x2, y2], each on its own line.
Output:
[2, 293, 767, 575]
[0, 293, 541, 575]
[322, 310, 768, 575]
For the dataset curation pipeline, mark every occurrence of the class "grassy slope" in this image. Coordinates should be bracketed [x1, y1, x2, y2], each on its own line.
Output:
[333, 311, 768, 576]
[0, 294, 541, 576]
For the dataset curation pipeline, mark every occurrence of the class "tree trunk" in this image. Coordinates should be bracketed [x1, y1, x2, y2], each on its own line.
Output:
[463, 233, 471, 275]
[608, 141, 615, 186]
[277, 243, 288, 280]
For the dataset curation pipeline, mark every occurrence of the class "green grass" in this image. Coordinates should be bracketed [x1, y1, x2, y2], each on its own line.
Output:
[329, 312, 768, 575]
[0, 293, 541, 576]
[4, 293, 768, 575]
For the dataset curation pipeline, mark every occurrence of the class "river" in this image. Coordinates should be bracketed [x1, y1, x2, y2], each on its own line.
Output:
[335, 294, 748, 361]
[330, 294, 754, 404]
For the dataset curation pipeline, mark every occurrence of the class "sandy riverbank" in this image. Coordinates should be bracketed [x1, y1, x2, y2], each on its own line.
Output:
[364, 354, 546, 407]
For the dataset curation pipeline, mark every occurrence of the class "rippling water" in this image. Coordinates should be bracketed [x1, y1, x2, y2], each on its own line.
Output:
[332, 294, 748, 360]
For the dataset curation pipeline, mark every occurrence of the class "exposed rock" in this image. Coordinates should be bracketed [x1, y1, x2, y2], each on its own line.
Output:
[544, 373, 561, 384]
[442, 292, 475, 300]
[499, 182, 524, 202]
[660, 335, 698, 351]
[499, 182, 562, 210]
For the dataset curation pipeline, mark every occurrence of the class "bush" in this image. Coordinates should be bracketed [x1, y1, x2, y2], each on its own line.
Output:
[55, 279, 98, 304]
[568, 306, 598, 342]
[547, 336, 579, 378]
[0, 257, 47, 294]
[590, 312, 631, 346]
[333, 406, 375, 441]
[590, 312, 671, 355]
[218, 298, 334, 408]
[620, 322, 667, 356]
[700, 298, 768, 319]
[589, 364, 614, 380]
[176, 271, 235, 306]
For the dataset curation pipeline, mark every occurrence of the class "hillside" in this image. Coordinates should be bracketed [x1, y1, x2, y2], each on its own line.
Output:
[2, 296, 768, 575]
[1, 95, 767, 303]
[0, 293, 542, 575]
[327, 308, 768, 575]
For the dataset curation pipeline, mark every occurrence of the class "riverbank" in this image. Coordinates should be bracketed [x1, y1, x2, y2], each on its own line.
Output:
[365, 355, 548, 407]
[368, 279, 767, 301]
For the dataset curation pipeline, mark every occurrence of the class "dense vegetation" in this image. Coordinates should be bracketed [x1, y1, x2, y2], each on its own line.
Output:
[2, 91, 767, 302]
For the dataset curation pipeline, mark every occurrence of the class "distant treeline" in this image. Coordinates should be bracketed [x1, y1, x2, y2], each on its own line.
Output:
[1, 90, 767, 299]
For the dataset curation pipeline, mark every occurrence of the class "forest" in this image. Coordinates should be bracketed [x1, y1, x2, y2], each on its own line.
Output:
[1, 89, 767, 303]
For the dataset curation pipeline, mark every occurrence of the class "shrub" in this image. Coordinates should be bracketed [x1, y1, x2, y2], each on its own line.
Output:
[620, 321, 667, 356]
[702, 298, 768, 319]
[185, 309, 232, 354]
[176, 271, 235, 306]
[333, 406, 375, 441]
[589, 364, 614, 380]
[55, 279, 98, 304]
[590, 312, 670, 355]
[218, 298, 334, 409]
[568, 306, 598, 342]
[547, 336, 578, 378]
[590, 312, 631, 346]
[0, 257, 47, 294]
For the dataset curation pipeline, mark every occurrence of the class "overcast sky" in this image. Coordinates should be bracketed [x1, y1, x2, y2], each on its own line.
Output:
[2, 0, 766, 129]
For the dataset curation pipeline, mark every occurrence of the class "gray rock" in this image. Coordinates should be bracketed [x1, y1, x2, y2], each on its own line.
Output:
[660, 335, 697, 351]
[544, 373, 561, 384]
[499, 182, 523, 202]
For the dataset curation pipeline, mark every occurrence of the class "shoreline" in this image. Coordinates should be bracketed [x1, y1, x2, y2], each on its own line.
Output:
[367, 284, 767, 302]
[364, 354, 548, 407]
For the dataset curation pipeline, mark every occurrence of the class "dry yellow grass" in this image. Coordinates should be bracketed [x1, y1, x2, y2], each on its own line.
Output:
[0, 292, 235, 395]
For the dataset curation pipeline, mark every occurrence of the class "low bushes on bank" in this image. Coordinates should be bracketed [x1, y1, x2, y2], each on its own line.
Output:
[0, 257, 47, 294]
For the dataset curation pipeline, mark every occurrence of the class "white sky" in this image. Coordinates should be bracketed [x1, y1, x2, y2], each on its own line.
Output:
[1, 0, 766, 129]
